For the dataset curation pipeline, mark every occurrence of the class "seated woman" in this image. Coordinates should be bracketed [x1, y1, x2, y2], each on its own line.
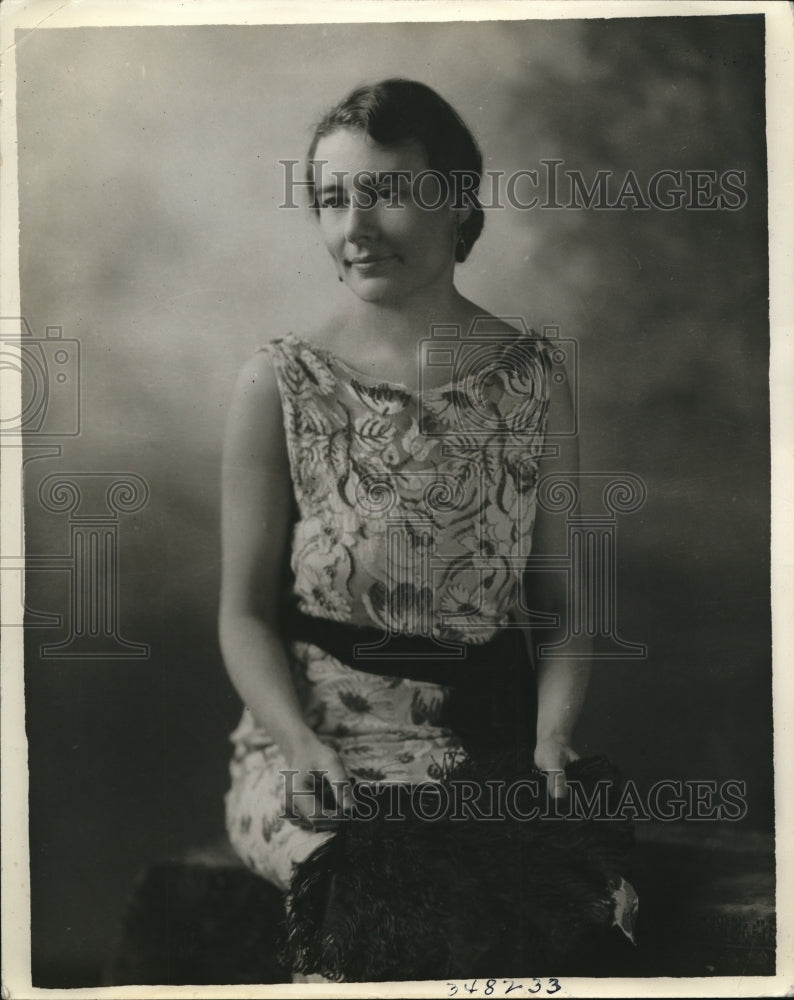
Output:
[219, 78, 636, 983]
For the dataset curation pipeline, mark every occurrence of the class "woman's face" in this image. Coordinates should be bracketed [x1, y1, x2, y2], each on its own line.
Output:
[311, 128, 463, 306]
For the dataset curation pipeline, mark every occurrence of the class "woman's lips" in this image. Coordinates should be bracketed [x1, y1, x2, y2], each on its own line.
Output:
[344, 254, 398, 272]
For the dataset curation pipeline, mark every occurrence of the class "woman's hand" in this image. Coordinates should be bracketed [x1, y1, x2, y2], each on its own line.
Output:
[281, 730, 354, 828]
[534, 737, 580, 800]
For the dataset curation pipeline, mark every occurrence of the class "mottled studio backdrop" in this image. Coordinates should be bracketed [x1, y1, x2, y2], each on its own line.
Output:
[16, 15, 769, 986]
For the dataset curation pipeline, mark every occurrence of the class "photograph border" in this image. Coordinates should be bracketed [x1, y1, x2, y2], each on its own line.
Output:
[1, 1, 792, 996]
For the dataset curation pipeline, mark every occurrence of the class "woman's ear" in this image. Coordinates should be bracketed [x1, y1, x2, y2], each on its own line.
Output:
[453, 208, 471, 263]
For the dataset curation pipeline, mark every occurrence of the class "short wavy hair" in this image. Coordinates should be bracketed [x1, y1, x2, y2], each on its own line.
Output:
[307, 78, 484, 263]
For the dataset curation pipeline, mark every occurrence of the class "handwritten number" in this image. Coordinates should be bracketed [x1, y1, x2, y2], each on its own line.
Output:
[447, 977, 561, 996]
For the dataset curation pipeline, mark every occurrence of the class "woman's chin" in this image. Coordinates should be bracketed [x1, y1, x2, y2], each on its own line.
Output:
[346, 276, 405, 305]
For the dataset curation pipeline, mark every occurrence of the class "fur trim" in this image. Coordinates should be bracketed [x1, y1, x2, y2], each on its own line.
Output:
[283, 753, 636, 981]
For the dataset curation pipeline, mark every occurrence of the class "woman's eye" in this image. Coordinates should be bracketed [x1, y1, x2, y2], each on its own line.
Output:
[319, 196, 346, 210]
[377, 182, 403, 203]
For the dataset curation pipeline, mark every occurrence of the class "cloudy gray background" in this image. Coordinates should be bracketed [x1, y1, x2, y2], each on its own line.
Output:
[16, 15, 769, 985]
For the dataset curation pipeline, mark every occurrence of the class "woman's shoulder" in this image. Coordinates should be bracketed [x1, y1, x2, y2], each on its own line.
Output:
[460, 308, 520, 336]
[292, 315, 352, 357]
[457, 304, 549, 366]
[232, 333, 313, 412]
[254, 333, 295, 359]
[457, 301, 542, 342]
[254, 318, 347, 359]
[223, 350, 291, 469]
[250, 331, 320, 373]
[245, 326, 345, 404]
[230, 349, 282, 414]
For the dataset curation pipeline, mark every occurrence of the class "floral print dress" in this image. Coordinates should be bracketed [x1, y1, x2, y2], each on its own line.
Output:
[225, 330, 552, 891]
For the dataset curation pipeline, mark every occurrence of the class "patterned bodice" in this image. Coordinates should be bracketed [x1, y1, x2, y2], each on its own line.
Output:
[264, 331, 551, 645]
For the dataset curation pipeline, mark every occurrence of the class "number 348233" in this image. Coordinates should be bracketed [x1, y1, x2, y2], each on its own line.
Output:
[447, 979, 562, 997]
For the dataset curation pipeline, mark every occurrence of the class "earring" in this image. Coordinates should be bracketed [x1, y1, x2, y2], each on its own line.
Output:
[338, 274, 344, 283]
[455, 219, 467, 263]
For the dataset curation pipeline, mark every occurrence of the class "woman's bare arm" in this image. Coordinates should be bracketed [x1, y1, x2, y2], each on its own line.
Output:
[219, 350, 351, 815]
[523, 353, 591, 796]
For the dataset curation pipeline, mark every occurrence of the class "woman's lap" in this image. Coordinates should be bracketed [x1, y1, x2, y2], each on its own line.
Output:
[225, 648, 462, 892]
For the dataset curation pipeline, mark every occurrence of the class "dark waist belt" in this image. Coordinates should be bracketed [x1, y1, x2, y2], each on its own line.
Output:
[282, 604, 524, 684]
[281, 604, 538, 754]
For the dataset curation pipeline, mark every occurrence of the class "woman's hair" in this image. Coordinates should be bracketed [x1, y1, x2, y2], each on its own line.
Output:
[307, 78, 484, 263]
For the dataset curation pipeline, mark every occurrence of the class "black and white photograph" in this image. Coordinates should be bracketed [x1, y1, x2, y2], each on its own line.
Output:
[1, 0, 792, 995]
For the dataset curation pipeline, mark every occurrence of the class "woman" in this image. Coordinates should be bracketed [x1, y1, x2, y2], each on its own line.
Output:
[219, 79, 634, 982]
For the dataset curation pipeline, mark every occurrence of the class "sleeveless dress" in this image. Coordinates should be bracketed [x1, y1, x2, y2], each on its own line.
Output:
[225, 329, 552, 893]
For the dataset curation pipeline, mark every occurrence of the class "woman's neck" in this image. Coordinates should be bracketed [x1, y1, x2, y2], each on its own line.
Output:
[344, 284, 475, 354]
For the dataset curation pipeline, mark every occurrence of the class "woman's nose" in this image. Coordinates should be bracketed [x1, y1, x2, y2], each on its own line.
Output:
[344, 198, 379, 243]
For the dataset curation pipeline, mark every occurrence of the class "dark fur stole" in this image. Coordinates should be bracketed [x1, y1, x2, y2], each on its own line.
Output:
[282, 752, 637, 982]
